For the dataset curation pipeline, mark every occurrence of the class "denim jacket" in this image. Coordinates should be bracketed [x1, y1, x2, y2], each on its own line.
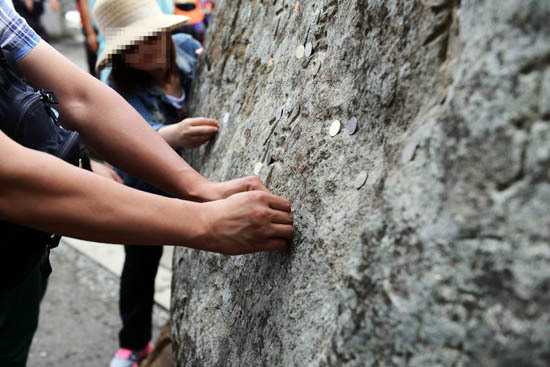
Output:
[109, 33, 201, 195]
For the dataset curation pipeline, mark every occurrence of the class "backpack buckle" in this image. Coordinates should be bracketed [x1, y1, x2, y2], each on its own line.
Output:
[38, 89, 59, 105]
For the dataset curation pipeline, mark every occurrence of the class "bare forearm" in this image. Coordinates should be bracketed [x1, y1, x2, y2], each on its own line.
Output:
[17, 41, 206, 199]
[67, 80, 204, 198]
[0, 138, 208, 247]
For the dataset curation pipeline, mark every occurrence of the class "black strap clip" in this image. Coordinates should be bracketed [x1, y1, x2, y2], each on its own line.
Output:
[39, 234, 61, 278]
[38, 89, 59, 105]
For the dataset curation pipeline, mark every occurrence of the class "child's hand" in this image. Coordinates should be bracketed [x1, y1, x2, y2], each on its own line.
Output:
[90, 160, 124, 184]
[160, 118, 219, 149]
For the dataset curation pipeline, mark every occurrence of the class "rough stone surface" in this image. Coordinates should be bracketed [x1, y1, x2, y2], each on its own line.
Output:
[172, 1, 550, 366]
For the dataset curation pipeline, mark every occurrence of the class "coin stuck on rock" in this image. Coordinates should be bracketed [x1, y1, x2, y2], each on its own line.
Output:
[329, 120, 341, 137]
[276, 107, 283, 121]
[354, 171, 368, 189]
[312, 60, 322, 76]
[348, 117, 358, 135]
[304, 42, 312, 57]
[223, 113, 230, 124]
[296, 44, 305, 59]
[254, 162, 263, 176]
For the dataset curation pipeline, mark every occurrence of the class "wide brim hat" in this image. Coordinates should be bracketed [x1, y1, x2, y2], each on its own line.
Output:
[93, 0, 189, 72]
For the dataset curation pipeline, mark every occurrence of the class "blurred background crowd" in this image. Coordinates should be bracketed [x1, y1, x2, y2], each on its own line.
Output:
[8, 0, 215, 77]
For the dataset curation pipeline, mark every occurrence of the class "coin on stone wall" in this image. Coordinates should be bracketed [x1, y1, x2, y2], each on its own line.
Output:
[348, 117, 358, 135]
[354, 171, 368, 189]
[314, 60, 322, 76]
[296, 44, 305, 59]
[254, 162, 264, 176]
[329, 120, 341, 137]
[223, 113, 230, 124]
[276, 107, 283, 121]
[304, 42, 312, 58]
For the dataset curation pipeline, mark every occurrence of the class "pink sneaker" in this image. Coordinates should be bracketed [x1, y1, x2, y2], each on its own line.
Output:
[109, 342, 153, 367]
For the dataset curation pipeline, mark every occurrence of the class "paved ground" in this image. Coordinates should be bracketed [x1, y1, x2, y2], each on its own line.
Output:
[27, 244, 168, 367]
[25, 36, 171, 366]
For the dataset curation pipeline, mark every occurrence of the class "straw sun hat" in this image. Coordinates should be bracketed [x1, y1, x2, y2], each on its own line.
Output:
[93, 0, 189, 71]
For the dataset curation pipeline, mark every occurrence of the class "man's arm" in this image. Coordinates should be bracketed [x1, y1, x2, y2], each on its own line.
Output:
[0, 131, 292, 254]
[17, 41, 260, 201]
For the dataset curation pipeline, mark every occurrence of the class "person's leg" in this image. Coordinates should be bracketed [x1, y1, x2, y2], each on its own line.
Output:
[82, 28, 98, 78]
[118, 244, 163, 350]
[0, 263, 48, 366]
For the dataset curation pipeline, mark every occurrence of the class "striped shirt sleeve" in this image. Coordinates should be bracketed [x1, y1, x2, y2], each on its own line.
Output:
[0, 0, 40, 61]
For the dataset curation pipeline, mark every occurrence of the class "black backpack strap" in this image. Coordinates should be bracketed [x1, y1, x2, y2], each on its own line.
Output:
[0, 46, 80, 290]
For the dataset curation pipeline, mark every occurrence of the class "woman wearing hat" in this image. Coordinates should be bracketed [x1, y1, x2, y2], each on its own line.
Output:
[93, 0, 217, 365]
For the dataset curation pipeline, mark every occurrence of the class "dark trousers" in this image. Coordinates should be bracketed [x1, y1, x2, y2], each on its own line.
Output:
[118, 244, 163, 350]
[0, 263, 47, 366]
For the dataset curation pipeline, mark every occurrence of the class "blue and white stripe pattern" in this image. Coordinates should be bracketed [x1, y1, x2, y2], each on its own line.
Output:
[0, 0, 40, 62]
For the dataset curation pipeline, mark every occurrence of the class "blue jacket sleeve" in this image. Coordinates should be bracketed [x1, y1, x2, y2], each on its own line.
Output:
[123, 94, 164, 131]
[173, 33, 201, 79]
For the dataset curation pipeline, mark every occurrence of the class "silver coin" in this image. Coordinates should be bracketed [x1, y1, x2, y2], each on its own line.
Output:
[311, 60, 322, 77]
[329, 120, 341, 137]
[276, 107, 283, 121]
[254, 162, 263, 176]
[401, 136, 419, 164]
[304, 42, 313, 58]
[354, 171, 368, 189]
[296, 44, 305, 59]
[223, 113, 230, 124]
[348, 117, 358, 135]
[266, 151, 273, 165]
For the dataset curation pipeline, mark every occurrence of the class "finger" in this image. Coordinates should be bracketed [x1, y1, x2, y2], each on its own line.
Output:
[269, 224, 294, 240]
[187, 135, 212, 143]
[186, 118, 219, 127]
[111, 173, 124, 184]
[267, 194, 292, 212]
[244, 176, 268, 192]
[269, 209, 293, 224]
[184, 141, 204, 149]
[187, 126, 219, 137]
[187, 136, 213, 147]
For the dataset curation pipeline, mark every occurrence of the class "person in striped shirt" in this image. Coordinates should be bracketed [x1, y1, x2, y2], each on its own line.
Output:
[0, 1, 293, 365]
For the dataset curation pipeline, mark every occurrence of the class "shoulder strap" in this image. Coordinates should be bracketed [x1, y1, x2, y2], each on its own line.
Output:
[0, 46, 37, 138]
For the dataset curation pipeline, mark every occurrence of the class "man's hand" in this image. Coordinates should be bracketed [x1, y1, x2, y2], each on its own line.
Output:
[199, 191, 294, 255]
[187, 175, 271, 202]
[159, 118, 218, 149]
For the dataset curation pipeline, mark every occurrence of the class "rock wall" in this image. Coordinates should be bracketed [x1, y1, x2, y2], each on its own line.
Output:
[171, 0, 550, 366]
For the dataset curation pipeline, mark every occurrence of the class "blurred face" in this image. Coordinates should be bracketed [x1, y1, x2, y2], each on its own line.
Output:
[123, 32, 169, 71]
